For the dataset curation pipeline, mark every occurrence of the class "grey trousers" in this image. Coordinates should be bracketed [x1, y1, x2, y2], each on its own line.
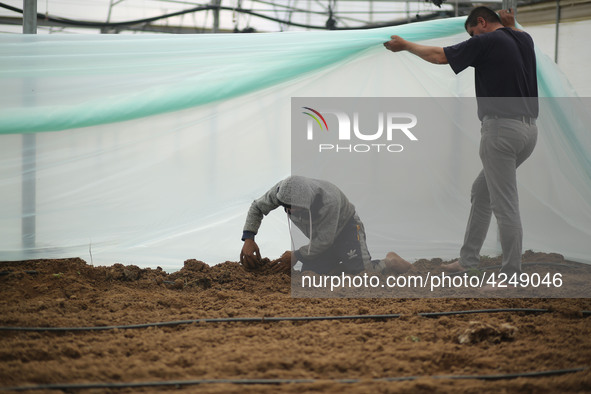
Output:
[459, 117, 538, 275]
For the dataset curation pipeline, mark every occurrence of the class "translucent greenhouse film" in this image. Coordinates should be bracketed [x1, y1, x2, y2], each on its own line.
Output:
[1, 17, 589, 271]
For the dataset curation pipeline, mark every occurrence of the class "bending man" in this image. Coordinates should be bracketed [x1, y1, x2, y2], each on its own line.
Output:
[240, 175, 411, 275]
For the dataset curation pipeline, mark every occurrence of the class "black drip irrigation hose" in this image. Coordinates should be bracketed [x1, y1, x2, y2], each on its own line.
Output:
[1, 367, 587, 391]
[1, 308, 589, 332]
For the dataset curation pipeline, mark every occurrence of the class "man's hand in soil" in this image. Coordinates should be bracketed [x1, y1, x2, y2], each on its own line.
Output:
[240, 239, 262, 270]
[269, 251, 293, 274]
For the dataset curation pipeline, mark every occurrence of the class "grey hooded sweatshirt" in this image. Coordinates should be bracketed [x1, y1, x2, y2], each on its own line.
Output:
[242, 176, 356, 262]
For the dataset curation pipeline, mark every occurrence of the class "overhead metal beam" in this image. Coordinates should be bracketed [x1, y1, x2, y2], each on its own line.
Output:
[0, 15, 234, 33]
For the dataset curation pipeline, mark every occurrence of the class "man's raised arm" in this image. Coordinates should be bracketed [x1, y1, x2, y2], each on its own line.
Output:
[383, 35, 448, 65]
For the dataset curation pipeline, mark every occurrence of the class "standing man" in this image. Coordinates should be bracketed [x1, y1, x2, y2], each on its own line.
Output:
[383, 7, 538, 279]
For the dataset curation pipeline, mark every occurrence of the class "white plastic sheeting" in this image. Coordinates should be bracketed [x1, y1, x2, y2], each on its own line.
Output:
[527, 19, 591, 97]
[1, 17, 589, 271]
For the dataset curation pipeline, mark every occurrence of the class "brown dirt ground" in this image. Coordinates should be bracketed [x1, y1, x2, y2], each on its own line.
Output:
[1, 252, 591, 393]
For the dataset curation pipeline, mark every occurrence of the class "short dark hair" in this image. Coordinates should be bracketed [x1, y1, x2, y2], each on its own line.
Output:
[464, 6, 501, 30]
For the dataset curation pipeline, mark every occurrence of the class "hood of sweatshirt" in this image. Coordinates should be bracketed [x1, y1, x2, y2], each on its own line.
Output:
[276, 175, 318, 210]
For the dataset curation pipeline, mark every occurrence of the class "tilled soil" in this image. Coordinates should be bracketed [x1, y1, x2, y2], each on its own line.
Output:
[1, 253, 590, 393]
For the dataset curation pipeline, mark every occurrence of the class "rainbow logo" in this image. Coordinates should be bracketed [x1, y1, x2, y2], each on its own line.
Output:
[302, 107, 328, 131]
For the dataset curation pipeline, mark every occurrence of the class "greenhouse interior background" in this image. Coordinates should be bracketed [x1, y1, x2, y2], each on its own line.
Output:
[0, 0, 589, 271]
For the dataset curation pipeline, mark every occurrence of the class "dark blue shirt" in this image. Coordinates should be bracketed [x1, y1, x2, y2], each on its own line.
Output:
[444, 27, 538, 120]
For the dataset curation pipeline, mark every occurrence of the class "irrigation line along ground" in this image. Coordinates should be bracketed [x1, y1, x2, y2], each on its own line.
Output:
[1, 308, 589, 332]
[1, 367, 587, 391]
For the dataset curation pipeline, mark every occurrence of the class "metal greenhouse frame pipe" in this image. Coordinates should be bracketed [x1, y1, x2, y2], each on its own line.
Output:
[22, 0, 36, 255]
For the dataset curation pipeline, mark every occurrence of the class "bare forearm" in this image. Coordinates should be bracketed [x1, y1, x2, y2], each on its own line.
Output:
[383, 35, 447, 65]
[405, 42, 448, 65]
